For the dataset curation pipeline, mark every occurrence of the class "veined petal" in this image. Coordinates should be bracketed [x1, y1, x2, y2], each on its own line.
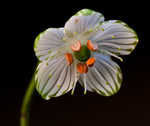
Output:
[34, 28, 65, 61]
[79, 53, 122, 96]
[91, 20, 139, 55]
[35, 55, 76, 100]
[64, 9, 104, 37]
[54, 61, 77, 97]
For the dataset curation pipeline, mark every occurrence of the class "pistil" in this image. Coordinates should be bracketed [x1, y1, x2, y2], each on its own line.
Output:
[73, 45, 91, 62]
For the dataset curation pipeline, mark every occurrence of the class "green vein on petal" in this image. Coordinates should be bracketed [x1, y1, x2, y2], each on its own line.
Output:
[75, 9, 96, 16]
[41, 93, 51, 100]
[96, 89, 107, 96]
[108, 83, 116, 94]
[117, 68, 122, 84]
[115, 20, 139, 43]
[34, 30, 46, 51]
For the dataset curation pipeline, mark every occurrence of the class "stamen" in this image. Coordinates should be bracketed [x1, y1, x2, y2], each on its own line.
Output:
[100, 49, 123, 62]
[65, 53, 73, 65]
[87, 40, 98, 51]
[86, 57, 95, 67]
[71, 40, 81, 52]
[77, 63, 88, 74]
[71, 60, 79, 95]
[83, 74, 87, 95]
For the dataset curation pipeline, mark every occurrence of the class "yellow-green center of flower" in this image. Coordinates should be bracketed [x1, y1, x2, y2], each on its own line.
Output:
[73, 45, 91, 62]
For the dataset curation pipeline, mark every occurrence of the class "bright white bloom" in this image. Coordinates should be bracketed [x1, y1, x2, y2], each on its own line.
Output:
[34, 9, 138, 100]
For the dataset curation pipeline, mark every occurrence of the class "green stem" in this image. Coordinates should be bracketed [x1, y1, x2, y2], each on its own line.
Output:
[20, 74, 35, 126]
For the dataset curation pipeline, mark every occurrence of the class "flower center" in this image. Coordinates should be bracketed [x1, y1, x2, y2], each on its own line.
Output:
[73, 45, 91, 62]
[65, 40, 97, 74]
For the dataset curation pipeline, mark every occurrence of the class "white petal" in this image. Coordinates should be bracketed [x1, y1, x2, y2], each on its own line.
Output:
[34, 28, 66, 61]
[79, 53, 122, 96]
[54, 62, 77, 97]
[91, 20, 139, 55]
[64, 9, 104, 37]
[35, 55, 76, 100]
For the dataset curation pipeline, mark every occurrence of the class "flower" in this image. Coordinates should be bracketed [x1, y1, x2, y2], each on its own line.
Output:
[34, 9, 138, 100]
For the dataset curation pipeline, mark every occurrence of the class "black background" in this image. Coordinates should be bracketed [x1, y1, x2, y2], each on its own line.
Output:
[1, 1, 149, 126]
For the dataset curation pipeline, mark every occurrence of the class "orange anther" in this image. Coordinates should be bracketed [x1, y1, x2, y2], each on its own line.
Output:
[77, 63, 88, 74]
[87, 40, 98, 51]
[65, 53, 73, 65]
[86, 57, 95, 67]
[71, 40, 81, 52]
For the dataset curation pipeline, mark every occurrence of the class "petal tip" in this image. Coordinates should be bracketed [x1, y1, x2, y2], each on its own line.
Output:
[75, 9, 95, 16]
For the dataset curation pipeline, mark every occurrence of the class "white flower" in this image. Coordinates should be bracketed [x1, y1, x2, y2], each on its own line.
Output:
[34, 9, 139, 100]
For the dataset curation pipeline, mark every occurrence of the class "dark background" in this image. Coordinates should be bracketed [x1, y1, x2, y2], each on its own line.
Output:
[1, 1, 149, 126]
